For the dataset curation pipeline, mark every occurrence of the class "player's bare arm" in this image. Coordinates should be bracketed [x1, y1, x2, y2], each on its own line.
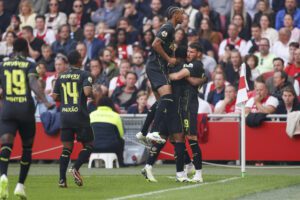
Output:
[152, 38, 176, 65]
[84, 86, 92, 97]
[169, 68, 190, 80]
[29, 75, 53, 109]
[186, 76, 207, 87]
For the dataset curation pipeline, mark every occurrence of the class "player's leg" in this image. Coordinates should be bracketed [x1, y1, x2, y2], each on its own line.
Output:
[186, 111, 203, 183]
[136, 101, 158, 144]
[59, 129, 75, 188]
[70, 127, 94, 187]
[167, 105, 188, 182]
[147, 85, 174, 144]
[0, 120, 17, 199]
[141, 122, 167, 182]
[173, 133, 189, 182]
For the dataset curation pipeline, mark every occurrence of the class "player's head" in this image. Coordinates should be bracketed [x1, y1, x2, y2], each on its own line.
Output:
[68, 50, 81, 67]
[187, 42, 202, 62]
[175, 45, 187, 60]
[13, 38, 29, 56]
[167, 6, 184, 24]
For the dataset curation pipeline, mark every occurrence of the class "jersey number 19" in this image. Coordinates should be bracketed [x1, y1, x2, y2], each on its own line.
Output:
[4, 70, 26, 95]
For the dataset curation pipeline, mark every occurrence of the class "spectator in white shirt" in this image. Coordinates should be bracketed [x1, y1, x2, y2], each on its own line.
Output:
[45, 0, 67, 33]
[34, 15, 56, 45]
[271, 27, 292, 65]
[218, 24, 247, 59]
[180, 0, 199, 30]
[108, 60, 131, 97]
[245, 80, 279, 115]
[260, 14, 278, 46]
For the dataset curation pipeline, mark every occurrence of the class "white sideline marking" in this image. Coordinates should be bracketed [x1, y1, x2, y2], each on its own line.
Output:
[108, 177, 240, 200]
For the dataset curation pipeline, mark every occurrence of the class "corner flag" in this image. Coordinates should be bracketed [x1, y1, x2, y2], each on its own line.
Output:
[236, 63, 249, 106]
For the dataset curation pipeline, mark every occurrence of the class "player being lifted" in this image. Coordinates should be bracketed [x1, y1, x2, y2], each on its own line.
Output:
[0, 38, 53, 199]
[136, 6, 184, 144]
[140, 44, 206, 183]
[52, 51, 94, 188]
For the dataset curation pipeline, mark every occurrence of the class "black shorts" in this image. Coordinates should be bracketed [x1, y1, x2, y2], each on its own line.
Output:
[0, 118, 36, 141]
[61, 127, 94, 143]
[166, 96, 183, 135]
[181, 92, 198, 136]
[146, 63, 170, 91]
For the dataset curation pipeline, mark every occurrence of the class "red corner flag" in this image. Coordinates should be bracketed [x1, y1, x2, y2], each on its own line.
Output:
[236, 63, 249, 107]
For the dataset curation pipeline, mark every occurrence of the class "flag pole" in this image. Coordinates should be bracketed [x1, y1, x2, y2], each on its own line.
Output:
[241, 103, 246, 177]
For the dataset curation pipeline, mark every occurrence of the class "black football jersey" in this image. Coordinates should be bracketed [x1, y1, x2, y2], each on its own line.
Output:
[53, 67, 92, 128]
[0, 56, 37, 120]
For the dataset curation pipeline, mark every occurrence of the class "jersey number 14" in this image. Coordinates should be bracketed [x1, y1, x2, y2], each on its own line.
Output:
[61, 82, 79, 104]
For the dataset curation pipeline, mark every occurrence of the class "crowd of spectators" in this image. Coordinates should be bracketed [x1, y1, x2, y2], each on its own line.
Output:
[1, 0, 300, 117]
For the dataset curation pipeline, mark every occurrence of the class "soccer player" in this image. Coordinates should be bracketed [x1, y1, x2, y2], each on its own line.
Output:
[52, 51, 94, 188]
[142, 45, 204, 183]
[0, 38, 53, 199]
[143, 6, 184, 144]
[169, 43, 206, 182]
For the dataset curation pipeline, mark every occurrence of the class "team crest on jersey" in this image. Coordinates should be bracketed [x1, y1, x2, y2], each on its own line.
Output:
[183, 63, 193, 68]
[88, 77, 93, 83]
[161, 31, 168, 37]
[169, 43, 177, 51]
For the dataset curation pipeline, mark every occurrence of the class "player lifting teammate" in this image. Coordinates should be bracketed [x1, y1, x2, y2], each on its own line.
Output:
[169, 43, 206, 183]
[0, 38, 53, 199]
[52, 51, 94, 188]
[136, 6, 184, 144]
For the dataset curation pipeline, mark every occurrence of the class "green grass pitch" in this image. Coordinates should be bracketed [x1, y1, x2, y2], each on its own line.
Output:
[4, 164, 300, 200]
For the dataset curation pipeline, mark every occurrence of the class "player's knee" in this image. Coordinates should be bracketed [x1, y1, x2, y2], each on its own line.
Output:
[188, 140, 201, 155]
[1, 134, 14, 144]
[0, 144, 13, 162]
[186, 135, 197, 141]
[149, 143, 164, 156]
[61, 147, 72, 158]
[83, 144, 93, 153]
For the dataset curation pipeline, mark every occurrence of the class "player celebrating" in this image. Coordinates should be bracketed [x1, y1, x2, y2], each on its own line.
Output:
[169, 43, 206, 182]
[139, 6, 184, 144]
[0, 38, 53, 199]
[52, 51, 94, 188]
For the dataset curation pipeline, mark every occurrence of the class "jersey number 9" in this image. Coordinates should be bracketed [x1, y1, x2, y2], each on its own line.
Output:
[4, 70, 26, 95]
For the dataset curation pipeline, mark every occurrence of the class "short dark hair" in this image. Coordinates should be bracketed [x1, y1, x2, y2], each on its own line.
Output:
[13, 38, 29, 53]
[58, 24, 70, 34]
[251, 23, 261, 29]
[35, 15, 45, 21]
[200, 2, 209, 7]
[22, 26, 33, 34]
[273, 57, 284, 66]
[189, 42, 203, 52]
[282, 86, 297, 97]
[67, 50, 81, 66]
[289, 42, 300, 48]
[125, 71, 138, 80]
[97, 96, 116, 111]
[175, 45, 187, 59]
